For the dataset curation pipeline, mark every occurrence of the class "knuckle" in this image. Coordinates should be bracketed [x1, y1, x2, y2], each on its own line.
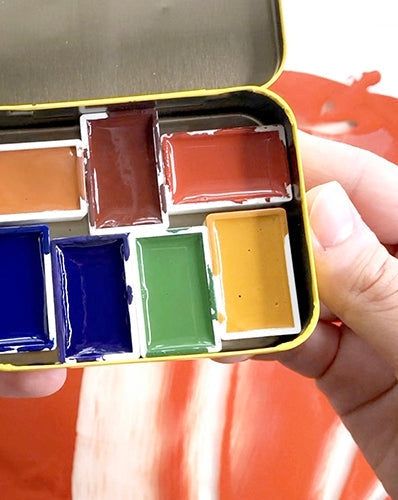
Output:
[347, 246, 398, 314]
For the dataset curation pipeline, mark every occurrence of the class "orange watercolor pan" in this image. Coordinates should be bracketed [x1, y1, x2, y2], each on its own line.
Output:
[161, 125, 292, 214]
[206, 208, 301, 339]
[0, 140, 87, 224]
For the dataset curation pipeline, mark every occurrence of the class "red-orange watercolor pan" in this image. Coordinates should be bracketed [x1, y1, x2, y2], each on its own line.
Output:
[161, 125, 292, 214]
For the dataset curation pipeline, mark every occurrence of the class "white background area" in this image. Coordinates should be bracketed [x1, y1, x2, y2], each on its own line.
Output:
[282, 0, 398, 97]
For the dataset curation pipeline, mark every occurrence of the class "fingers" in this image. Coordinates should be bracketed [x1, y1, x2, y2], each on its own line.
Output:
[320, 302, 339, 323]
[216, 321, 341, 380]
[217, 318, 340, 376]
[298, 131, 398, 244]
[315, 324, 397, 416]
[308, 181, 398, 374]
[0, 369, 67, 398]
[215, 355, 251, 364]
[254, 320, 341, 379]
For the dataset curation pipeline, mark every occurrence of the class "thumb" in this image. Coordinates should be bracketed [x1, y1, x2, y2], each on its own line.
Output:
[308, 181, 398, 374]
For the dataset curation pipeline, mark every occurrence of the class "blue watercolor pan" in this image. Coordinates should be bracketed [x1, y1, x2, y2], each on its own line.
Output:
[0, 225, 56, 353]
[51, 235, 137, 362]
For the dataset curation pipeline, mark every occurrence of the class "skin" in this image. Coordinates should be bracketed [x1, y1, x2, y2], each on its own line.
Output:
[236, 132, 398, 497]
[0, 131, 396, 495]
[0, 368, 66, 398]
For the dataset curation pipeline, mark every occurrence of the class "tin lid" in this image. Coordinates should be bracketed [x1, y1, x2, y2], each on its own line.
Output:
[0, 0, 284, 105]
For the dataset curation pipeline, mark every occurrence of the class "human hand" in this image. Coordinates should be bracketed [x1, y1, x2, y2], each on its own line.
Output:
[0, 369, 66, 398]
[235, 132, 398, 497]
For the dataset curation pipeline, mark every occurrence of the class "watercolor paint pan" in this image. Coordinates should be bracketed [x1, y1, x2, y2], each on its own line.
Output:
[0, 225, 56, 354]
[0, 140, 86, 225]
[206, 208, 301, 340]
[160, 125, 292, 215]
[51, 235, 139, 362]
[132, 228, 221, 357]
[80, 108, 168, 235]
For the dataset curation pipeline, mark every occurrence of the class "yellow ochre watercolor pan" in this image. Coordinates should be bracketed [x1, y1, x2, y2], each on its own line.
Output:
[206, 208, 301, 340]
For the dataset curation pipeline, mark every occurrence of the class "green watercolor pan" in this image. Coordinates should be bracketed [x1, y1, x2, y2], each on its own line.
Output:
[132, 228, 221, 357]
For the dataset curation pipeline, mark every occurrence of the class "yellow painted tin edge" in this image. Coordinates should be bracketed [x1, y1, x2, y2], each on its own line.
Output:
[263, 88, 320, 350]
[0, 86, 319, 372]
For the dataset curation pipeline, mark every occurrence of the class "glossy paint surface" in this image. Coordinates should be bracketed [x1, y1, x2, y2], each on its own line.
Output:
[136, 232, 216, 356]
[161, 126, 291, 205]
[0, 0, 395, 495]
[0, 146, 82, 214]
[206, 208, 295, 335]
[0, 226, 51, 351]
[85, 109, 162, 228]
[52, 236, 132, 361]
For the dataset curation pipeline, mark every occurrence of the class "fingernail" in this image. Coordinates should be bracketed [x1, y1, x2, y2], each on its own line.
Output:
[310, 182, 357, 249]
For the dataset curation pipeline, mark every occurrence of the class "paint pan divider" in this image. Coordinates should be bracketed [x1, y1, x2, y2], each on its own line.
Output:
[153, 122, 170, 227]
[282, 229, 301, 335]
[50, 238, 70, 363]
[43, 250, 58, 352]
[165, 196, 293, 217]
[0, 138, 83, 153]
[121, 234, 142, 361]
[198, 226, 224, 353]
[79, 113, 109, 152]
[128, 232, 150, 359]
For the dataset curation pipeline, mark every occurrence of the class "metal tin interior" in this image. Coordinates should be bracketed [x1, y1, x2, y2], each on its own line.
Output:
[0, 89, 317, 368]
[0, 0, 283, 105]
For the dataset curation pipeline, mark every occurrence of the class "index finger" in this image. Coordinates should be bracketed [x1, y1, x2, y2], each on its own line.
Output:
[0, 369, 66, 398]
[298, 131, 398, 244]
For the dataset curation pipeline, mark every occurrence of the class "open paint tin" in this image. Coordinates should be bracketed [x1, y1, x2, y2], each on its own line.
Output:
[0, 0, 318, 370]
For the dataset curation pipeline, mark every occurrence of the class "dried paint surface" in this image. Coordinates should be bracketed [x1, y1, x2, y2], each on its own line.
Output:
[206, 208, 295, 334]
[161, 126, 291, 205]
[0, 147, 82, 214]
[85, 109, 162, 228]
